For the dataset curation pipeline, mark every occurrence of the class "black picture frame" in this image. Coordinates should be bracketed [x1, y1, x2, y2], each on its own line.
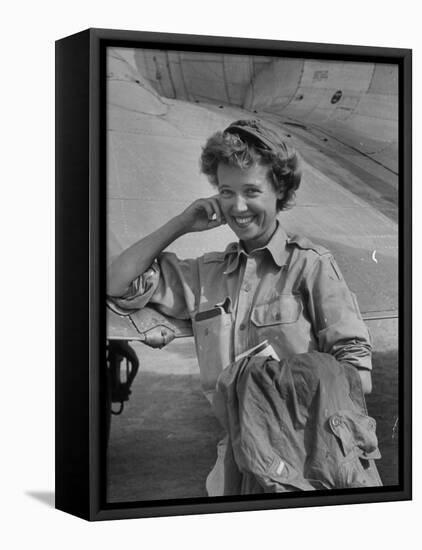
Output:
[55, 28, 412, 521]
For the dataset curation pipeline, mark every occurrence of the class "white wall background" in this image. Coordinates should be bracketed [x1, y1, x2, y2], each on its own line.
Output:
[1, 1, 419, 548]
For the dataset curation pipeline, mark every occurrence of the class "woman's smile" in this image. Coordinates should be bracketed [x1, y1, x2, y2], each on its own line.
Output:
[232, 214, 256, 228]
[217, 163, 282, 251]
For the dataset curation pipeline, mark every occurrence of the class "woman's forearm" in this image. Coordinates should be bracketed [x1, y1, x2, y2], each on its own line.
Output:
[107, 195, 225, 297]
[107, 215, 187, 297]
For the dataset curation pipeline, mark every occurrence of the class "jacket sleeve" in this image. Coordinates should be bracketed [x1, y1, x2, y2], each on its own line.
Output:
[107, 251, 199, 320]
[304, 253, 372, 370]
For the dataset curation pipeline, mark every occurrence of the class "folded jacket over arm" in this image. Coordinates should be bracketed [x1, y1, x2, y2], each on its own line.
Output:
[213, 351, 382, 495]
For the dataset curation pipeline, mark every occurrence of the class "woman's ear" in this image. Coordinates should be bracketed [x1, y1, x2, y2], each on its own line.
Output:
[275, 189, 285, 212]
[275, 188, 285, 202]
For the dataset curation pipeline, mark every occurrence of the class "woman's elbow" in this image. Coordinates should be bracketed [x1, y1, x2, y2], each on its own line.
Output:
[107, 263, 128, 297]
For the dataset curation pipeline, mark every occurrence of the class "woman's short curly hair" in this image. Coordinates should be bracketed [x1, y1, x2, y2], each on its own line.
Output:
[200, 120, 302, 211]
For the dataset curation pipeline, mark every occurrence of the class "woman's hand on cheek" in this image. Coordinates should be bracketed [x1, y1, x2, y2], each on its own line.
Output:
[178, 195, 226, 233]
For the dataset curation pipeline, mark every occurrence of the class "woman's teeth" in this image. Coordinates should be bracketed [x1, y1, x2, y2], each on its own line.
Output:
[233, 215, 254, 227]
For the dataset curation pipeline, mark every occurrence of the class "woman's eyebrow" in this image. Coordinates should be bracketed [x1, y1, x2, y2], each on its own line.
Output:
[242, 183, 261, 188]
[218, 183, 262, 189]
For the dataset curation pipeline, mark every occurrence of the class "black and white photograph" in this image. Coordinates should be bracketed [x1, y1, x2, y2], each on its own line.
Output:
[105, 44, 402, 504]
[5, 0, 421, 543]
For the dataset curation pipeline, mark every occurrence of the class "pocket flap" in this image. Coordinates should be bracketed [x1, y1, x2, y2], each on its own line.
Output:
[251, 295, 302, 326]
[328, 410, 381, 460]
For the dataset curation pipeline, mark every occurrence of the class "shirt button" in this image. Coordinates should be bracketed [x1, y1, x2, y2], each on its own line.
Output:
[242, 283, 251, 292]
[239, 323, 246, 330]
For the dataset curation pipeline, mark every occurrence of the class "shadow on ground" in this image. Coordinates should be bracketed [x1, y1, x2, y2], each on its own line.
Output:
[25, 491, 55, 508]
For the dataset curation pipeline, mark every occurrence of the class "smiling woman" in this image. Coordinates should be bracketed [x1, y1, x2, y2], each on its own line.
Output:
[201, 119, 302, 212]
[199, 119, 303, 251]
[216, 163, 281, 252]
[107, 118, 381, 495]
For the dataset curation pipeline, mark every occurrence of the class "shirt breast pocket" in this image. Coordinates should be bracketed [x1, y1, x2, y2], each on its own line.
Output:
[251, 294, 303, 327]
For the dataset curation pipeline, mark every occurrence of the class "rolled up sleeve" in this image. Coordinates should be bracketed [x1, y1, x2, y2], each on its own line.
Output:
[107, 252, 199, 320]
[305, 254, 372, 371]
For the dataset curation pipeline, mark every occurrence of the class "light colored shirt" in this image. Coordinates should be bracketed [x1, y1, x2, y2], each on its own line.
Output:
[111, 223, 372, 397]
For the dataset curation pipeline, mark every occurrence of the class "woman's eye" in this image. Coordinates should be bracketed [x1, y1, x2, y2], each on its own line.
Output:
[245, 189, 259, 197]
[219, 190, 232, 198]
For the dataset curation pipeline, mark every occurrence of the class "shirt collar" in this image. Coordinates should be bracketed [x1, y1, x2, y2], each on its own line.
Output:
[223, 222, 290, 275]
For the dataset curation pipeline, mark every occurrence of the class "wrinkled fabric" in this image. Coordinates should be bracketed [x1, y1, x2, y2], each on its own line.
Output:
[212, 352, 382, 494]
[109, 223, 373, 401]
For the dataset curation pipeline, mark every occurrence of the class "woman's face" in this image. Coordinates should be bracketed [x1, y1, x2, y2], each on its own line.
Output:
[217, 162, 282, 252]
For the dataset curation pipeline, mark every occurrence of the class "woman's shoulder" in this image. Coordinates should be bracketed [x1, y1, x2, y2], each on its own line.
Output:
[286, 234, 337, 275]
[200, 241, 239, 264]
[286, 235, 346, 282]
[160, 242, 237, 268]
[287, 234, 332, 258]
[201, 251, 228, 264]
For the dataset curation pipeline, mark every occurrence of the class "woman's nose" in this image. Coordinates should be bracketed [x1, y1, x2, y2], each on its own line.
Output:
[232, 194, 248, 213]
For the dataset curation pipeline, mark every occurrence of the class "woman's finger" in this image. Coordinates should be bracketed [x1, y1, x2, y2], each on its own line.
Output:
[196, 198, 214, 220]
[215, 198, 226, 224]
[208, 196, 226, 224]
